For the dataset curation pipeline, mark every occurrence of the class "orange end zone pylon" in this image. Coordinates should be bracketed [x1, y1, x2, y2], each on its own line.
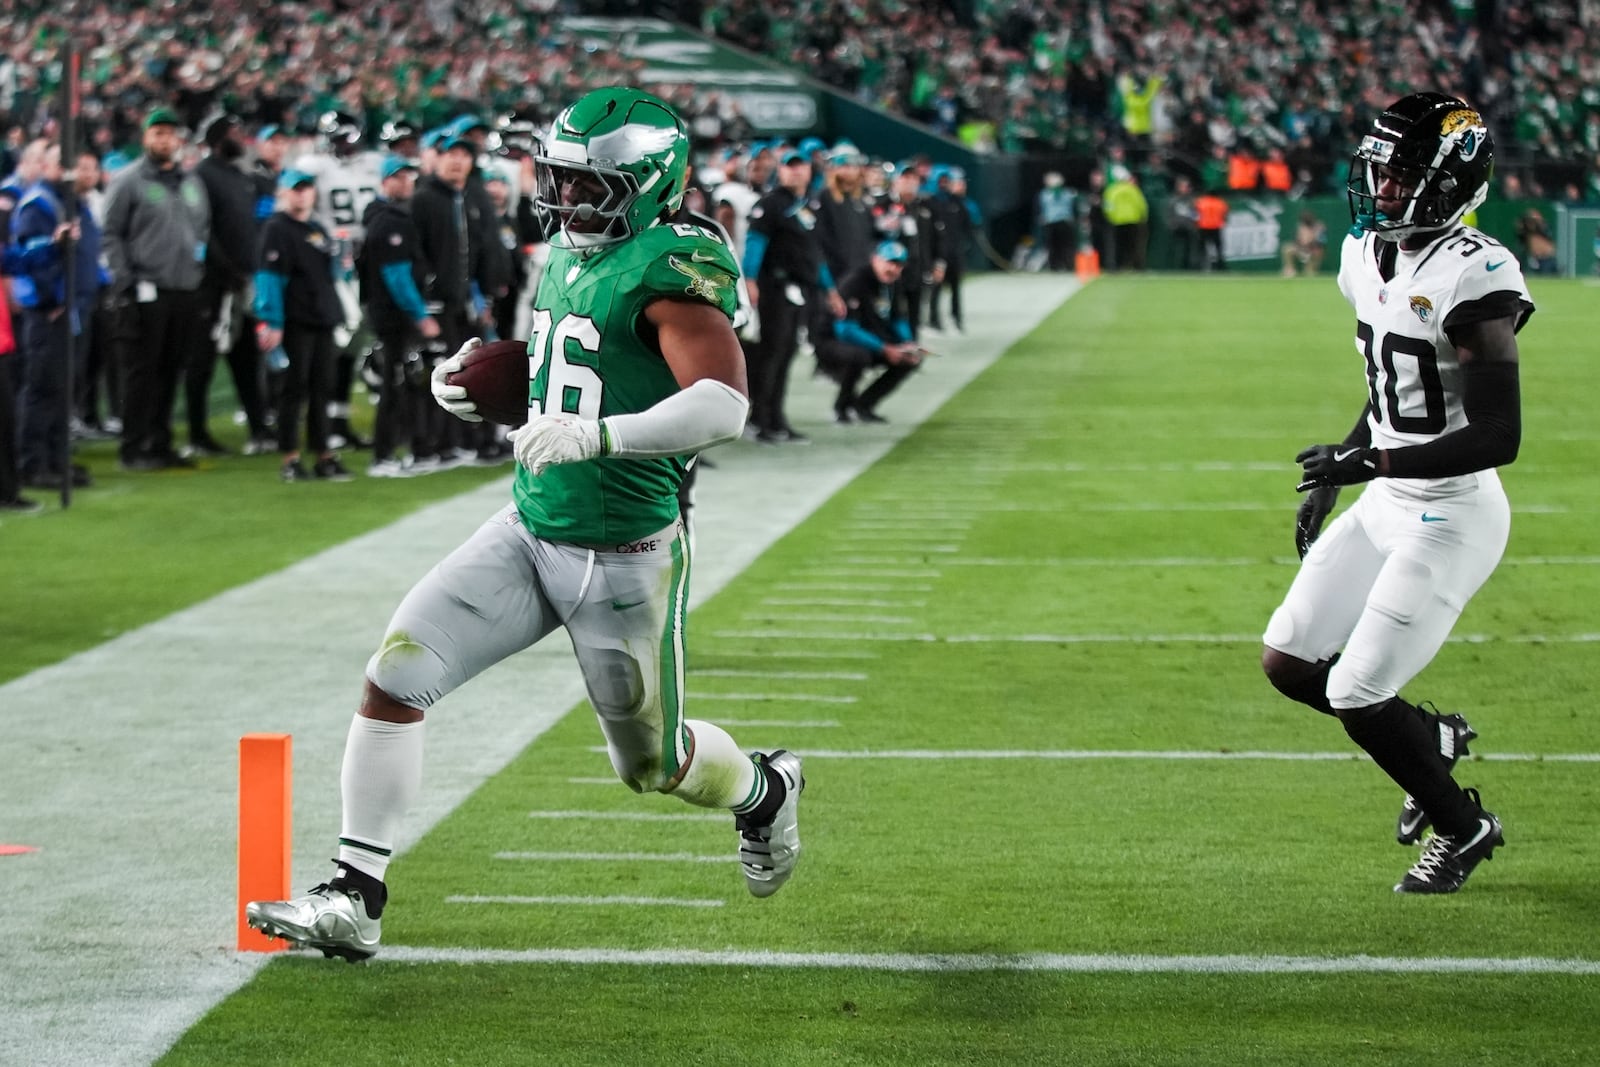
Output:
[238, 733, 292, 952]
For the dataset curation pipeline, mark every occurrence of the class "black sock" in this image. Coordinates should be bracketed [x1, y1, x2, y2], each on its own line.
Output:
[1339, 697, 1479, 837]
[1270, 653, 1340, 716]
[333, 864, 388, 919]
[737, 761, 788, 827]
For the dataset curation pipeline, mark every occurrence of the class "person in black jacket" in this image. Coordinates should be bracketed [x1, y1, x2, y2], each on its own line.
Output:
[253, 169, 349, 482]
[927, 166, 973, 333]
[409, 133, 488, 465]
[812, 240, 922, 424]
[189, 114, 272, 456]
[872, 164, 942, 343]
[813, 143, 877, 283]
[742, 149, 844, 443]
[359, 156, 439, 477]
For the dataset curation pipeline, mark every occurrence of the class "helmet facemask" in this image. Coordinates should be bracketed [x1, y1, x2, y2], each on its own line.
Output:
[533, 88, 689, 255]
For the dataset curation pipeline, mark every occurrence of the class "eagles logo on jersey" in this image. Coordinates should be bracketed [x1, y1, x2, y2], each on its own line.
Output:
[1348, 92, 1494, 243]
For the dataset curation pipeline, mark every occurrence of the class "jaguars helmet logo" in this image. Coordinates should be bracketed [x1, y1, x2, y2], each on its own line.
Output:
[668, 254, 730, 303]
[1410, 294, 1434, 323]
[1440, 108, 1488, 161]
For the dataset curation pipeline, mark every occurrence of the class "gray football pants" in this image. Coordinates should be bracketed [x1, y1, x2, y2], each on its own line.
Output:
[367, 504, 692, 793]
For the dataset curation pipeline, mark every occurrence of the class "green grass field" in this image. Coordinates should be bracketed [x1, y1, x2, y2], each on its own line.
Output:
[12, 275, 1599, 1065]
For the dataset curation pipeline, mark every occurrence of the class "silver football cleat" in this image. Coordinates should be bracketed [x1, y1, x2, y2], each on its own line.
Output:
[246, 879, 382, 962]
[737, 750, 805, 898]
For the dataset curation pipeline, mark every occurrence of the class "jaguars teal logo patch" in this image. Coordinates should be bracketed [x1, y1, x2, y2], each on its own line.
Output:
[1410, 294, 1433, 323]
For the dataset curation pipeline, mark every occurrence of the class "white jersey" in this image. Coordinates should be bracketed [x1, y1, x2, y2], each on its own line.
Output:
[293, 150, 384, 241]
[1337, 224, 1533, 492]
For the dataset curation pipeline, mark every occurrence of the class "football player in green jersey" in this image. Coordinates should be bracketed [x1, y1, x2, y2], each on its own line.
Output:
[246, 88, 804, 962]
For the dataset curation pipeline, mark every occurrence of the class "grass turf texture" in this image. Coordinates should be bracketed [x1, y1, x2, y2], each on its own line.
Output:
[44, 275, 1598, 1065]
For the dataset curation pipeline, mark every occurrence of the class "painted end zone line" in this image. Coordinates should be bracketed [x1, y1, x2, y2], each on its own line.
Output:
[378, 946, 1600, 975]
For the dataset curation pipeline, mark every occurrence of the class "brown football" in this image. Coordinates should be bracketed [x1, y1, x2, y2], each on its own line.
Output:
[444, 338, 531, 426]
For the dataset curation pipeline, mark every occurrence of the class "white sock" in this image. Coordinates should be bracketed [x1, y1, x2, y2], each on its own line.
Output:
[337, 715, 424, 881]
[670, 719, 764, 812]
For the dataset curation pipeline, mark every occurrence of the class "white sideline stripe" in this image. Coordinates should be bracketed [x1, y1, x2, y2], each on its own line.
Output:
[446, 895, 723, 909]
[690, 668, 869, 680]
[710, 629, 1600, 646]
[377, 946, 1600, 975]
[742, 612, 918, 625]
[759, 598, 926, 609]
[3, 272, 1080, 1067]
[527, 810, 726, 823]
[773, 582, 935, 593]
[712, 719, 841, 728]
[776, 749, 1600, 764]
[495, 851, 734, 863]
[694, 692, 859, 704]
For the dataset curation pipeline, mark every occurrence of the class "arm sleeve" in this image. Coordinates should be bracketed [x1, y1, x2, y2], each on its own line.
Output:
[1383, 359, 1521, 478]
[599, 377, 749, 458]
[380, 261, 429, 323]
[741, 230, 768, 279]
[1343, 402, 1373, 447]
[892, 318, 913, 343]
[253, 270, 286, 327]
[818, 262, 835, 291]
[835, 318, 885, 352]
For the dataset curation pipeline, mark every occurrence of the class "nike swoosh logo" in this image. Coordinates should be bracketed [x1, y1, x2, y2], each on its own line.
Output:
[1420, 513, 1448, 523]
[1333, 448, 1360, 462]
[1398, 808, 1428, 839]
[691, 250, 722, 264]
[610, 599, 647, 612]
[1456, 817, 1497, 853]
[1485, 259, 1506, 271]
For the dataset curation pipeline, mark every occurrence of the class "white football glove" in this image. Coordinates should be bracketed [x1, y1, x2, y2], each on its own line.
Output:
[429, 337, 483, 423]
[509, 414, 604, 476]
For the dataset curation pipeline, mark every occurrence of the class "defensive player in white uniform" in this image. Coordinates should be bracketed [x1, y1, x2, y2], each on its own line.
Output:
[1261, 92, 1532, 895]
[246, 88, 803, 961]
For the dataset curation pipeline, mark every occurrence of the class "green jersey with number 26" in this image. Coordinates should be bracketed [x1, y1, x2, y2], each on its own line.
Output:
[513, 221, 740, 545]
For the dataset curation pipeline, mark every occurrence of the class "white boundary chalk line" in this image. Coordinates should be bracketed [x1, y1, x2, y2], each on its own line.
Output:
[378, 946, 1600, 975]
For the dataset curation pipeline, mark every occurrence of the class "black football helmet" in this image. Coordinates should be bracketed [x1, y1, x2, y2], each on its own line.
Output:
[318, 110, 364, 156]
[1348, 92, 1493, 242]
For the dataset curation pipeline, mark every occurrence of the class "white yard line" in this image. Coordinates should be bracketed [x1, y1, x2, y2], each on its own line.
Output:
[689, 668, 869, 680]
[446, 895, 723, 909]
[710, 719, 841, 728]
[708, 629, 1600, 646]
[526, 810, 727, 822]
[0, 272, 1081, 1067]
[378, 946, 1600, 975]
[692, 692, 859, 704]
[493, 851, 735, 863]
[593, 745, 1600, 763]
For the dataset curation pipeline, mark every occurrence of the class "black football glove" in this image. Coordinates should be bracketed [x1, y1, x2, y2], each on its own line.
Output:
[1295, 444, 1380, 491]
[1294, 486, 1340, 559]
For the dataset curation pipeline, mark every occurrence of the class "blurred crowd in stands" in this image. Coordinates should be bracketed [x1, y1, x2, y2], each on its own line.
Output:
[705, 0, 1600, 203]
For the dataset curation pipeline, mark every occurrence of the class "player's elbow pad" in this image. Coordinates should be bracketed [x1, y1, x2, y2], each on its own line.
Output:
[602, 378, 750, 459]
